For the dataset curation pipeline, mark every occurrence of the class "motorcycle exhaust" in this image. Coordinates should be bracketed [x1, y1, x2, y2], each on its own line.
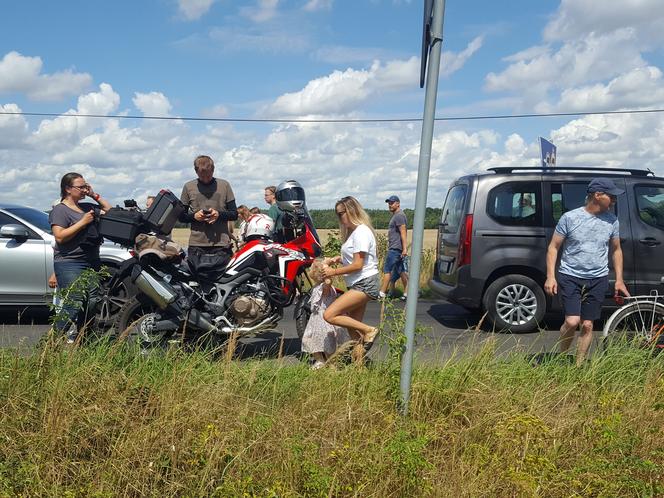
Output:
[216, 314, 280, 335]
[132, 268, 177, 309]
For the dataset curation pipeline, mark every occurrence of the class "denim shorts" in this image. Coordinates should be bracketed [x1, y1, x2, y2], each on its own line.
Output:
[558, 273, 609, 321]
[349, 274, 380, 300]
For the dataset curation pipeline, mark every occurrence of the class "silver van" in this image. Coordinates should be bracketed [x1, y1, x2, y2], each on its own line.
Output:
[430, 167, 664, 332]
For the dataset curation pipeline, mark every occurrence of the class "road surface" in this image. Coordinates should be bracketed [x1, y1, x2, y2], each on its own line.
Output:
[0, 298, 601, 363]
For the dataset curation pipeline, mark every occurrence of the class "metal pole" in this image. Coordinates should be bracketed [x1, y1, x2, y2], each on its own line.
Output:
[399, 0, 446, 415]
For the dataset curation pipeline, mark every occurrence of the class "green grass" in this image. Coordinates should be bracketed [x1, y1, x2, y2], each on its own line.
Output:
[0, 342, 662, 497]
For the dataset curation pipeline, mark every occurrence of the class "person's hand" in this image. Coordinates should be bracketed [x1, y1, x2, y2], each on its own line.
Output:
[614, 280, 630, 298]
[79, 211, 95, 226]
[323, 256, 341, 265]
[322, 264, 337, 279]
[206, 208, 219, 224]
[544, 277, 557, 296]
[86, 184, 97, 199]
[48, 273, 57, 289]
[402, 250, 408, 258]
[194, 210, 208, 222]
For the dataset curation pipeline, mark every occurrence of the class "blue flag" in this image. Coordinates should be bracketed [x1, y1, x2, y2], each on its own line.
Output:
[539, 137, 556, 168]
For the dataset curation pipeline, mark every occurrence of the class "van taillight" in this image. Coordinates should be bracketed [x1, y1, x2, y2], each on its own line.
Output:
[457, 214, 473, 267]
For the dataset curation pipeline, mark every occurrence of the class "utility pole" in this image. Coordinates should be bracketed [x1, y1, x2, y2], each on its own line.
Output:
[400, 0, 446, 415]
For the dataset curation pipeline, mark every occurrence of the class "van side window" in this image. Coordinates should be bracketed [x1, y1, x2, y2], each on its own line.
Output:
[635, 185, 664, 230]
[487, 182, 541, 226]
[551, 183, 617, 222]
[440, 185, 467, 234]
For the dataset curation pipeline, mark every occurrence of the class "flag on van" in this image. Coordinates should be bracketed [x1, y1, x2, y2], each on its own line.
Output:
[539, 137, 556, 168]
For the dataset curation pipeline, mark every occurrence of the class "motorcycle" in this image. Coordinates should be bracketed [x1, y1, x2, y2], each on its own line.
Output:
[101, 190, 319, 350]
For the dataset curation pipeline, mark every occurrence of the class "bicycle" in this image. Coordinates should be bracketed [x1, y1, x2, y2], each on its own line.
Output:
[601, 277, 664, 351]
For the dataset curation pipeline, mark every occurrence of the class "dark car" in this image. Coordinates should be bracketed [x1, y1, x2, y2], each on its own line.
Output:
[430, 166, 664, 332]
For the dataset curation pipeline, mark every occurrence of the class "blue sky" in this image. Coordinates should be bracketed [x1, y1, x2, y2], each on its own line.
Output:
[1, 0, 664, 210]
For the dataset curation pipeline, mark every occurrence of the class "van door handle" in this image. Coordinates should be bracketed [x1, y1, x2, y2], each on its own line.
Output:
[639, 237, 661, 246]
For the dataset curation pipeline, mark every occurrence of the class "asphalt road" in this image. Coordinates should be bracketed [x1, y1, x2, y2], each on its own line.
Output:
[0, 298, 604, 363]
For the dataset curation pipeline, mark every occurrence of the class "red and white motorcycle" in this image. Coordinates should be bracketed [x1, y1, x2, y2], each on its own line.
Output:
[112, 206, 320, 350]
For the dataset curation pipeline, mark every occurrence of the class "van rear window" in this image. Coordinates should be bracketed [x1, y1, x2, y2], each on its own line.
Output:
[440, 185, 467, 234]
[487, 182, 541, 226]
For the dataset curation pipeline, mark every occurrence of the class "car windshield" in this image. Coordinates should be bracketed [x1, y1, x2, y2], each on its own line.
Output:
[6, 207, 52, 234]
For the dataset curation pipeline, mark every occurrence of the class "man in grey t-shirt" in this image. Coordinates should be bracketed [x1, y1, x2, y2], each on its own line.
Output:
[545, 178, 630, 365]
[379, 195, 409, 300]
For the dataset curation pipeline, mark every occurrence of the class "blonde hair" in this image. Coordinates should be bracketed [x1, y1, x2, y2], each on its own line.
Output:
[335, 196, 375, 242]
[308, 258, 327, 285]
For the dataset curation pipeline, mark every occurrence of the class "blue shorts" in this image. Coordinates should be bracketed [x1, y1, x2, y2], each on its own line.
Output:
[558, 273, 609, 321]
[383, 249, 406, 280]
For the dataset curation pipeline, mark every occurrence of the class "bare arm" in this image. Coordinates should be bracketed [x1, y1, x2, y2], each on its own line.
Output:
[399, 224, 408, 257]
[322, 252, 365, 278]
[611, 237, 630, 296]
[544, 232, 564, 296]
[51, 212, 95, 245]
[86, 186, 112, 212]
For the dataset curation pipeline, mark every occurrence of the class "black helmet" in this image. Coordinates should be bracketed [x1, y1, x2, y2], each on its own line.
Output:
[276, 180, 305, 212]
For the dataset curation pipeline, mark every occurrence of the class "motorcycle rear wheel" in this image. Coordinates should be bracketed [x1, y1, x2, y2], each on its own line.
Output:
[294, 290, 312, 339]
[114, 295, 171, 349]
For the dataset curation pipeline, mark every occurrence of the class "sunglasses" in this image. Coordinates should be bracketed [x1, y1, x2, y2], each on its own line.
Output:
[70, 184, 90, 191]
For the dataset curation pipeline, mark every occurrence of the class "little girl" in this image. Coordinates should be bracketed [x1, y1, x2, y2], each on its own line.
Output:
[301, 259, 352, 369]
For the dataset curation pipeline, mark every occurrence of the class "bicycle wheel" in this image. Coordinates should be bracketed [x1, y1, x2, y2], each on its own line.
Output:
[602, 301, 664, 350]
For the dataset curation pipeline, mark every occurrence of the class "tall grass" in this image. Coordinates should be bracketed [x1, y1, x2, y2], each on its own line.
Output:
[1, 342, 662, 497]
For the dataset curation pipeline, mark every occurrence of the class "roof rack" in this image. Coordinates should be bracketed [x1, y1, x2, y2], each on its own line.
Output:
[487, 166, 655, 177]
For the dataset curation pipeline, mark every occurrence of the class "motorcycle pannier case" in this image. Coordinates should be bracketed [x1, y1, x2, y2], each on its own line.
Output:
[144, 189, 185, 235]
[98, 208, 144, 247]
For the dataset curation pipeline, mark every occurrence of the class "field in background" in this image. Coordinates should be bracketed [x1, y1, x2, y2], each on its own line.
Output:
[171, 228, 438, 252]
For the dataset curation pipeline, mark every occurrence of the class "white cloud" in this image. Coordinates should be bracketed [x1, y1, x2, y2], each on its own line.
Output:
[544, 0, 664, 45]
[266, 36, 482, 116]
[441, 36, 483, 77]
[303, 0, 333, 12]
[201, 104, 230, 118]
[485, 29, 647, 108]
[0, 51, 91, 101]
[537, 66, 664, 113]
[240, 0, 280, 23]
[132, 91, 173, 116]
[177, 0, 215, 20]
[0, 103, 29, 148]
[28, 83, 121, 149]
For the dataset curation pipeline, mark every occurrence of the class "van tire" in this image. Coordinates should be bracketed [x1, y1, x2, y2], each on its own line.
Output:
[483, 275, 546, 333]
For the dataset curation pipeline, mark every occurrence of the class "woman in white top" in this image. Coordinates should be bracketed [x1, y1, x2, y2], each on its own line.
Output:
[322, 196, 380, 350]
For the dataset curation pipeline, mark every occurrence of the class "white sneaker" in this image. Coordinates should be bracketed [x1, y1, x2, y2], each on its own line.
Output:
[311, 360, 326, 370]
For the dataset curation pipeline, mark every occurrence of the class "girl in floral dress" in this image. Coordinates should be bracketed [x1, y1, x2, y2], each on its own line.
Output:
[301, 259, 352, 369]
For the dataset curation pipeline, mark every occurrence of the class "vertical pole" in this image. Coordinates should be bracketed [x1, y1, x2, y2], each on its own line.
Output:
[399, 0, 446, 415]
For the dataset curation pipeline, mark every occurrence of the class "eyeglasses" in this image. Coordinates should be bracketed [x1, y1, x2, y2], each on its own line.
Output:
[336, 210, 346, 217]
[70, 184, 89, 191]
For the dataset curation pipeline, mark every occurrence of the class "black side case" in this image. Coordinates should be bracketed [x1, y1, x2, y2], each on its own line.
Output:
[144, 189, 185, 235]
[98, 208, 145, 247]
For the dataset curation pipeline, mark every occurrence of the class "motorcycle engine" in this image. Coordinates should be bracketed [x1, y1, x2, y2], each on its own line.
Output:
[229, 294, 271, 326]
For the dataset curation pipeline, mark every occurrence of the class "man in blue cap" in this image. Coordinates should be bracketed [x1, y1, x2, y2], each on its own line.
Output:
[545, 178, 630, 365]
[379, 195, 410, 300]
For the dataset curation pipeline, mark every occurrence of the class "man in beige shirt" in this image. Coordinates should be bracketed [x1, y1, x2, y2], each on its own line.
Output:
[180, 155, 238, 267]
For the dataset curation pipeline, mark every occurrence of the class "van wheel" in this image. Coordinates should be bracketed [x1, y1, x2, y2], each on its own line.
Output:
[483, 275, 545, 333]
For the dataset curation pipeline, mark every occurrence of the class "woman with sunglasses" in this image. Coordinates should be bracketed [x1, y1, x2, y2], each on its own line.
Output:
[322, 196, 380, 356]
[49, 172, 112, 343]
